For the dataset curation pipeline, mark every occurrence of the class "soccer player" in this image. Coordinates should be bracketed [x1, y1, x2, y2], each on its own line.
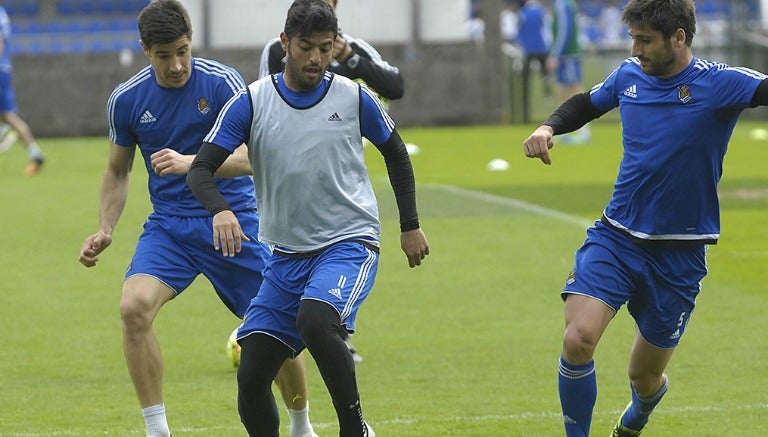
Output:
[523, 0, 768, 436]
[259, 0, 405, 364]
[547, 0, 589, 144]
[0, 5, 45, 176]
[78, 1, 316, 436]
[187, 1, 429, 435]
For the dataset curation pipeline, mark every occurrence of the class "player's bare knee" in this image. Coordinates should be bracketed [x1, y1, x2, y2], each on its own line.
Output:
[119, 292, 156, 330]
[562, 326, 598, 363]
[628, 371, 665, 396]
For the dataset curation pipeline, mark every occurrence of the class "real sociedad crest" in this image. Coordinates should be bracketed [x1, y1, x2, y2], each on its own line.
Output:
[678, 85, 692, 103]
[197, 97, 211, 115]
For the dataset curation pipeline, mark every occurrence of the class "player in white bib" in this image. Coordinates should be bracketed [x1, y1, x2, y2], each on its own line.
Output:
[187, 1, 429, 435]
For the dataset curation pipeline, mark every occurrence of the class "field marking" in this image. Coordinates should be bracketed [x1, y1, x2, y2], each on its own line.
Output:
[8, 403, 767, 435]
[429, 183, 595, 229]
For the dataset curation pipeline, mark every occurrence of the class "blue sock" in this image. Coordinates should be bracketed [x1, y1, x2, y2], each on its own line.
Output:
[621, 376, 668, 431]
[558, 356, 597, 437]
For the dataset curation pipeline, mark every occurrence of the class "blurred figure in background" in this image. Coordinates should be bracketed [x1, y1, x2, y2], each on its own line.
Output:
[0, 5, 44, 176]
[599, 0, 626, 49]
[501, 0, 552, 123]
[548, 0, 590, 144]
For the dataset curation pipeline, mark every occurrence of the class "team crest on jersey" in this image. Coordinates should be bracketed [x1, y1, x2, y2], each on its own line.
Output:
[566, 268, 576, 286]
[678, 85, 692, 103]
[197, 97, 211, 115]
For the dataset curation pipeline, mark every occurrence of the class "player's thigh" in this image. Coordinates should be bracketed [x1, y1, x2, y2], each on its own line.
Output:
[238, 256, 310, 355]
[121, 274, 176, 319]
[198, 236, 269, 318]
[627, 244, 705, 349]
[126, 214, 199, 295]
[303, 241, 379, 332]
[563, 223, 641, 312]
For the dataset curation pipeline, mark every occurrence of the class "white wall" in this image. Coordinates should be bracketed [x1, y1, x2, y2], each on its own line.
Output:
[182, 0, 475, 49]
[419, 0, 473, 43]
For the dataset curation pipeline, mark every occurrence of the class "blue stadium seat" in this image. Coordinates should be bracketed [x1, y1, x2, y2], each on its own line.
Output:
[5, 0, 39, 17]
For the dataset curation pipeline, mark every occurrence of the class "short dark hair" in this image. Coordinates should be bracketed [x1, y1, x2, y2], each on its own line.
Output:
[622, 0, 696, 46]
[138, 0, 193, 49]
[284, 0, 338, 40]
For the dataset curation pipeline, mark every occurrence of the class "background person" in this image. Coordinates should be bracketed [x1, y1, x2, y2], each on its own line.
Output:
[548, 0, 590, 143]
[0, 5, 44, 176]
[501, 0, 552, 123]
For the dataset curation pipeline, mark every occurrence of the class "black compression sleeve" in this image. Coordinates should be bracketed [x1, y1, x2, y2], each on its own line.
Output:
[750, 78, 768, 107]
[373, 129, 420, 231]
[543, 92, 606, 135]
[186, 143, 233, 216]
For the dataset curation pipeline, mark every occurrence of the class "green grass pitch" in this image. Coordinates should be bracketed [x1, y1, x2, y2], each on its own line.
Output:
[0, 121, 765, 436]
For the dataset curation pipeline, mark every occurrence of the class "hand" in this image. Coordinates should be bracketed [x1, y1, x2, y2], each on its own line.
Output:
[401, 228, 430, 268]
[212, 210, 250, 257]
[523, 125, 555, 165]
[79, 231, 113, 267]
[332, 35, 353, 62]
[150, 148, 193, 176]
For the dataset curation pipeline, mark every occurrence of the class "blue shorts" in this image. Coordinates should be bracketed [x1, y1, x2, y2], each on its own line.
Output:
[0, 70, 18, 113]
[126, 211, 269, 318]
[238, 240, 379, 354]
[563, 221, 707, 348]
[556, 55, 583, 86]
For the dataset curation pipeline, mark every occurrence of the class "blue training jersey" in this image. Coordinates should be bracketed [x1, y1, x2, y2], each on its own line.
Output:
[0, 6, 12, 72]
[518, 2, 549, 55]
[107, 57, 256, 217]
[589, 57, 765, 242]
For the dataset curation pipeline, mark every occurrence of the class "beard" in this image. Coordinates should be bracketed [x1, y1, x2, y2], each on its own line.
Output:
[640, 42, 677, 77]
[285, 59, 323, 91]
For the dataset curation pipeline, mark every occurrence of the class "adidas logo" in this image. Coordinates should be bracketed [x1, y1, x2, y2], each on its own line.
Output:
[563, 415, 577, 424]
[139, 110, 157, 124]
[623, 85, 638, 98]
[669, 329, 680, 340]
[328, 288, 342, 299]
[328, 112, 342, 122]
[328, 275, 346, 299]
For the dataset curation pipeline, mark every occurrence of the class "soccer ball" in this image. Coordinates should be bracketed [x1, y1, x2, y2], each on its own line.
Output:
[225, 326, 241, 368]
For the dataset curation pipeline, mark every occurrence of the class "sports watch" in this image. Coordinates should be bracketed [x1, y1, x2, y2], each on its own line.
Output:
[346, 53, 360, 69]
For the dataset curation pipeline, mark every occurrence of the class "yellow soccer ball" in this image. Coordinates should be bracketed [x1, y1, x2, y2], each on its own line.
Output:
[226, 326, 241, 368]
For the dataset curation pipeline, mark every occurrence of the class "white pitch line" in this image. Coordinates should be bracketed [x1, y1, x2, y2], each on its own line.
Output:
[429, 183, 596, 229]
[8, 403, 767, 436]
